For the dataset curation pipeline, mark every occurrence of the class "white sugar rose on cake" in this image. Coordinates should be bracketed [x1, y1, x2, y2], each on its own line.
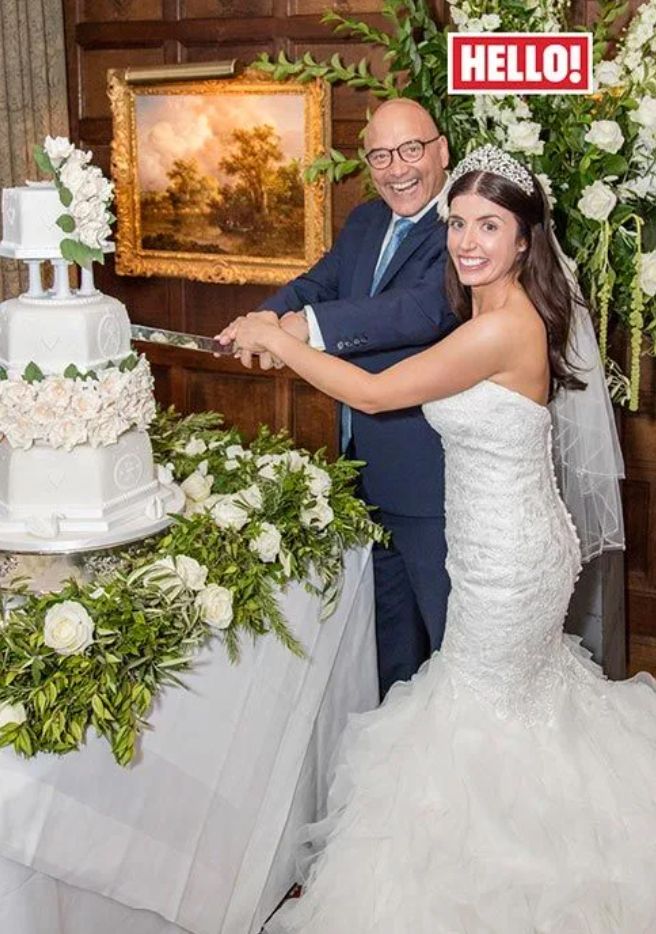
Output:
[0, 136, 184, 552]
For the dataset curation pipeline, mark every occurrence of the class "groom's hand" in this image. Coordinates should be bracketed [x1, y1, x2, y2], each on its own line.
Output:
[280, 311, 310, 343]
[215, 310, 283, 370]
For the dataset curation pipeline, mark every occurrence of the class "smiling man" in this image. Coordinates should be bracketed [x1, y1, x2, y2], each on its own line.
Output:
[218, 99, 458, 698]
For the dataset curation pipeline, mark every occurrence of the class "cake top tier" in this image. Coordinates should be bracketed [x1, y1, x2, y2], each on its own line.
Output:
[0, 137, 114, 265]
[1, 184, 70, 259]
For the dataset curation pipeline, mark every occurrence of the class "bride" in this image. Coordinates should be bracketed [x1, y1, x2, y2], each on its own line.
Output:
[226, 146, 656, 932]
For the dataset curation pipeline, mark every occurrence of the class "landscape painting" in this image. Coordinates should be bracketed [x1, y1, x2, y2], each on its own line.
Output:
[109, 71, 330, 285]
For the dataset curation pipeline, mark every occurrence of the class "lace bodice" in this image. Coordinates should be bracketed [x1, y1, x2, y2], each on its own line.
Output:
[423, 380, 584, 724]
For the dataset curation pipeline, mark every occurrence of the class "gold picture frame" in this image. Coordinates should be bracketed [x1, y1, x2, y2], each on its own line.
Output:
[108, 68, 331, 286]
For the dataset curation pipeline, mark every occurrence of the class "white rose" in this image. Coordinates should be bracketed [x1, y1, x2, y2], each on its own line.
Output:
[506, 121, 544, 155]
[59, 160, 87, 196]
[75, 168, 109, 202]
[184, 493, 219, 517]
[211, 495, 249, 531]
[577, 180, 617, 221]
[70, 384, 102, 419]
[174, 555, 208, 591]
[2, 380, 35, 413]
[38, 376, 72, 411]
[98, 367, 129, 401]
[258, 462, 279, 481]
[5, 415, 35, 449]
[236, 483, 263, 511]
[181, 470, 214, 503]
[43, 601, 94, 656]
[249, 522, 282, 563]
[44, 135, 75, 168]
[184, 437, 207, 456]
[77, 219, 107, 248]
[640, 250, 656, 297]
[300, 497, 334, 531]
[305, 464, 332, 497]
[87, 414, 123, 447]
[0, 701, 27, 729]
[32, 397, 59, 425]
[584, 120, 624, 154]
[631, 96, 656, 130]
[594, 60, 623, 88]
[195, 584, 233, 629]
[283, 450, 308, 472]
[48, 416, 87, 450]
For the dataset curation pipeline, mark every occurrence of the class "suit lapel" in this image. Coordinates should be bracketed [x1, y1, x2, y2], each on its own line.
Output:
[352, 203, 391, 298]
[373, 208, 438, 295]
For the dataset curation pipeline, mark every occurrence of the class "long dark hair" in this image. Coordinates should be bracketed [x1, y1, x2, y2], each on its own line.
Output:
[444, 169, 585, 395]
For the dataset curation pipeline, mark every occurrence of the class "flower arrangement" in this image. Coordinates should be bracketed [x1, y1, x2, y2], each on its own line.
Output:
[33, 136, 114, 267]
[255, 0, 656, 409]
[0, 354, 155, 450]
[0, 408, 384, 765]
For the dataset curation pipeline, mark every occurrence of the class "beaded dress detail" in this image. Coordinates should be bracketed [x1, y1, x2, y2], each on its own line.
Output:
[268, 380, 656, 934]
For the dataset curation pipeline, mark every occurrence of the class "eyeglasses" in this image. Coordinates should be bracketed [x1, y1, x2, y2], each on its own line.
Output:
[364, 136, 441, 170]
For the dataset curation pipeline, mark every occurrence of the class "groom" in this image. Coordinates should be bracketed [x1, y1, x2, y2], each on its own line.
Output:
[220, 99, 457, 698]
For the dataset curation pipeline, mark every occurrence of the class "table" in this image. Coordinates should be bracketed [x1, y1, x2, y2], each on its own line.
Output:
[0, 546, 377, 934]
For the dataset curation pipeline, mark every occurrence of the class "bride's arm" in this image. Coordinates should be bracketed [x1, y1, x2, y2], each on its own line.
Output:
[231, 313, 512, 414]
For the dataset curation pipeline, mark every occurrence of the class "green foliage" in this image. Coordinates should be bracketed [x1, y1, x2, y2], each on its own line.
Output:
[56, 213, 76, 234]
[22, 362, 45, 383]
[0, 408, 385, 766]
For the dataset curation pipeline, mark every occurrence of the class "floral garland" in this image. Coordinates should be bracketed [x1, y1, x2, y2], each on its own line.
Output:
[33, 136, 114, 267]
[0, 409, 385, 766]
[0, 354, 155, 450]
[256, 0, 656, 409]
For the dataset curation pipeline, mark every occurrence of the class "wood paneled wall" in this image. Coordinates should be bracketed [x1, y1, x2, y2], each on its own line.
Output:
[61, 0, 656, 658]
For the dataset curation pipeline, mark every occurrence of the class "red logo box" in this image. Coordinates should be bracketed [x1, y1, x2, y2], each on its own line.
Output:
[448, 33, 592, 95]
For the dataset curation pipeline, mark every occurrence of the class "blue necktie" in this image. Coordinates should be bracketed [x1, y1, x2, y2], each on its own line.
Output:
[369, 216, 414, 296]
[341, 216, 414, 452]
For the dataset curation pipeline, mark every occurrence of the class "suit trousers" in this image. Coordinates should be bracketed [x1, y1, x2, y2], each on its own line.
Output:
[372, 510, 450, 700]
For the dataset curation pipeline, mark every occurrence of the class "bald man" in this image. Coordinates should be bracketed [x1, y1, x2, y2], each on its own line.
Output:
[220, 100, 457, 698]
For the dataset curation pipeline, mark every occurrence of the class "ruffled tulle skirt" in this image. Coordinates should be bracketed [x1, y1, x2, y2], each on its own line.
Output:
[266, 638, 656, 933]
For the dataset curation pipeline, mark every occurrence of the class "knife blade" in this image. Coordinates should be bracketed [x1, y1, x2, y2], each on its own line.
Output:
[130, 324, 242, 356]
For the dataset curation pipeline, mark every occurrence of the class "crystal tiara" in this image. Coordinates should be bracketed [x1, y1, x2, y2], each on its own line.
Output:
[449, 144, 535, 196]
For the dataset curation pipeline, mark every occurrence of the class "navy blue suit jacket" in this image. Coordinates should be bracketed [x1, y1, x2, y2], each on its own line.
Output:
[263, 199, 458, 517]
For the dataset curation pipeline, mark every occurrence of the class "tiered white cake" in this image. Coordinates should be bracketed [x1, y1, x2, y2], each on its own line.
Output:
[0, 184, 183, 551]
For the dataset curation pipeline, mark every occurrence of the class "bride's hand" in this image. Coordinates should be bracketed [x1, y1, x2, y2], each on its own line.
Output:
[232, 311, 281, 356]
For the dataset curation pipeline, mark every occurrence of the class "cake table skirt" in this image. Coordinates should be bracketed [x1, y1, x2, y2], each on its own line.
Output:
[0, 546, 377, 934]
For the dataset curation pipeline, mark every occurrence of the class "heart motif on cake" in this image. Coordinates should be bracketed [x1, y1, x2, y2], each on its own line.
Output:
[47, 471, 65, 489]
[41, 335, 60, 351]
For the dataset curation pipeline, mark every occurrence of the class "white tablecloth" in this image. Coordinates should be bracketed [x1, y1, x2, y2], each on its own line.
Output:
[0, 546, 377, 934]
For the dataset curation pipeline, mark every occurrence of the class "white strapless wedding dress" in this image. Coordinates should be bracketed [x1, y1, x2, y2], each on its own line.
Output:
[268, 380, 656, 933]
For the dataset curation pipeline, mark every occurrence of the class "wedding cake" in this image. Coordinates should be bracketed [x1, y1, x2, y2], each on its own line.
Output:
[0, 139, 183, 552]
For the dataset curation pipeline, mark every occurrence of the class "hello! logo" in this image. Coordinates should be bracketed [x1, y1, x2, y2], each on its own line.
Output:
[448, 33, 592, 95]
